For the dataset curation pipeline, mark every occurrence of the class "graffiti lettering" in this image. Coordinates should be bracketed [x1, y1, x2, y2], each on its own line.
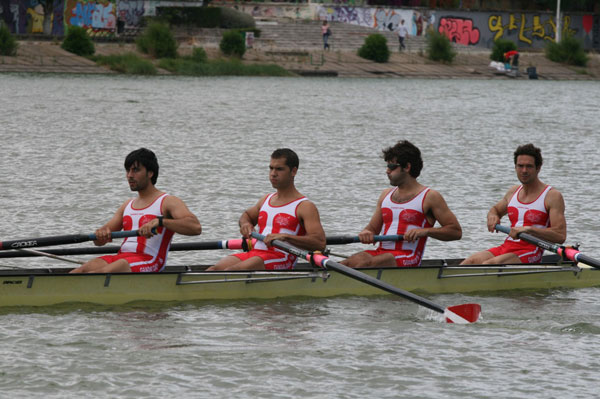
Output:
[488, 13, 575, 44]
[67, 0, 115, 31]
[438, 16, 480, 45]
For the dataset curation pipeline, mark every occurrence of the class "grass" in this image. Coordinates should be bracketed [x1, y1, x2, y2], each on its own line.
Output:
[158, 57, 292, 76]
[89, 53, 157, 75]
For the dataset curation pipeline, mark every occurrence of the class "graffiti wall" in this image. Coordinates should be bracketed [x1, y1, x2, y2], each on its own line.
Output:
[435, 10, 595, 50]
[66, 0, 117, 36]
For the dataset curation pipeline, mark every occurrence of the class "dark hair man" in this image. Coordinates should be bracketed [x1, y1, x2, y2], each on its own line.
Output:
[461, 144, 566, 265]
[208, 148, 326, 271]
[71, 148, 202, 273]
[342, 140, 462, 268]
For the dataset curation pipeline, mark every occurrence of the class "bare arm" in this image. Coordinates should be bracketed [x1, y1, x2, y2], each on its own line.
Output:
[263, 200, 326, 252]
[510, 189, 567, 243]
[487, 185, 519, 232]
[140, 196, 202, 237]
[403, 189, 462, 242]
[93, 200, 128, 246]
[357, 189, 389, 244]
[239, 194, 269, 238]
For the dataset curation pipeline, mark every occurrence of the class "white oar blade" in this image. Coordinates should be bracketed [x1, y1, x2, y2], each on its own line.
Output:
[444, 304, 481, 324]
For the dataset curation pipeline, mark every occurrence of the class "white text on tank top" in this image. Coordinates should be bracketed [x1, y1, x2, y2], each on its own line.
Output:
[120, 193, 175, 265]
[506, 185, 551, 243]
[255, 193, 308, 251]
[379, 187, 433, 253]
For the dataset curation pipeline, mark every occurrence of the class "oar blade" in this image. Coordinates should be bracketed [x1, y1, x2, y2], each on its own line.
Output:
[444, 303, 481, 324]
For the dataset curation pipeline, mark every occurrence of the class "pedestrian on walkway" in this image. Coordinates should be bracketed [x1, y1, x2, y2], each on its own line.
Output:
[397, 20, 409, 52]
[322, 21, 332, 50]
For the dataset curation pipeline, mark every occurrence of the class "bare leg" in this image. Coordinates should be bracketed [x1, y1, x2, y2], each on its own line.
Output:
[460, 250, 495, 265]
[70, 258, 132, 273]
[341, 251, 397, 268]
[207, 255, 265, 271]
[460, 251, 522, 265]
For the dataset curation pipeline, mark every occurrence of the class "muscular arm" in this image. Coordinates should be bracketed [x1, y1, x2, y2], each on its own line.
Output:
[239, 195, 268, 238]
[264, 201, 326, 252]
[141, 196, 202, 237]
[511, 189, 567, 244]
[93, 201, 128, 246]
[404, 190, 462, 242]
[487, 185, 518, 232]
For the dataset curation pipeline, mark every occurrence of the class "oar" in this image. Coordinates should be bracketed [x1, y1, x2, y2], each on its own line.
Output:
[18, 248, 85, 265]
[495, 224, 600, 269]
[251, 232, 481, 324]
[0, 230, 142, 251]
[326, 234, 403, 245]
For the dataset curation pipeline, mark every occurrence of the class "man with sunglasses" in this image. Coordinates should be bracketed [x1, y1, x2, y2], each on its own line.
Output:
[342, 140, 462, 268]
[460, 144, 566, 265]
[208, 148, 326, 271]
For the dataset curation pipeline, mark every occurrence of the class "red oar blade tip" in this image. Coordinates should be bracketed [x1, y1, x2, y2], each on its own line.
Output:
[444, 303, 481, 324]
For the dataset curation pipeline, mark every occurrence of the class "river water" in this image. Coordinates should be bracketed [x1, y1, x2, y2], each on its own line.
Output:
[1, 73, 599, 398]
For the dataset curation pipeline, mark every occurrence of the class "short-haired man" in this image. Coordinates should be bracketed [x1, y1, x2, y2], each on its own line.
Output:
[208, 148, 326, 271]
[71, 148, 202, 273]
[342, 140, 462, 268]
[461, 144, 566, 265]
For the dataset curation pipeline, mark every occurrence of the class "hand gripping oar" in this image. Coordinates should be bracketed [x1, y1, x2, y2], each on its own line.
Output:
[326, 234, 403, 245]
[251, 232, 481, 324]
[495, 224, 600, 269]
[0, 230, 143, 251]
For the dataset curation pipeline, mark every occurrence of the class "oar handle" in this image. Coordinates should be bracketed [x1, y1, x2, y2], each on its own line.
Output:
[326, 234, 404, 245]
[495, 224, 600, 269]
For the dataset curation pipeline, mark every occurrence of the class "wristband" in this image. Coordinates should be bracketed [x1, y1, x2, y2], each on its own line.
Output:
[157, 216, 164, 227]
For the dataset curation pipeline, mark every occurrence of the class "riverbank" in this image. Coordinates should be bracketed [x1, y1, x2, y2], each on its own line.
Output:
[1, 39, 599, 80]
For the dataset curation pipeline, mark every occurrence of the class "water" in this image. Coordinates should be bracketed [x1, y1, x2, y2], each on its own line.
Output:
[1, 74, 600, 398]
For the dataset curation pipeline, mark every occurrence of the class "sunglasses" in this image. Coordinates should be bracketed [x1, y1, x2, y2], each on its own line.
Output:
[387, 163, 403, 171]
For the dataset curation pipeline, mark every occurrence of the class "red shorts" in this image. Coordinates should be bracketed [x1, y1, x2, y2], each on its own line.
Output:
[364, 248, 422, 267]
[232, 249, 297, 270]
[99, 253, 165, 273]
[487, 241, 543, 264]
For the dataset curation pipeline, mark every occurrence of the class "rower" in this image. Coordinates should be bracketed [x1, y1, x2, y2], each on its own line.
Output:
[461, 144, 566, 265]
[70, 148, 202, 273]
[207, 148, 326, 271]
[341, 140, 462, 268]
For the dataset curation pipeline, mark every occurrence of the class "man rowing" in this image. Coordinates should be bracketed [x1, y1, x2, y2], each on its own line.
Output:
[207, 148, 326, 271]
[70, 148, 202, 273]
[461, 144, 566, 265]
[342, 140, 462, 268]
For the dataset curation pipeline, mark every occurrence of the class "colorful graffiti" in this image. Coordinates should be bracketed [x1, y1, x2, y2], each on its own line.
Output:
[66, 0, 116, 33]
[117, 0, 145, 28]
[488, 13, 576, 45]
[439, 16, 480, 45]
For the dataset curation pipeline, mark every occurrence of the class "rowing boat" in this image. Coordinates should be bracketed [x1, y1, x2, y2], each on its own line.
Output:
[1, 255, 597, 308]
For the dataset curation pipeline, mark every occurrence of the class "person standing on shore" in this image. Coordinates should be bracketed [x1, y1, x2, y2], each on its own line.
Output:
[397, 19, 409, 51]
[322, 20, 331, 50]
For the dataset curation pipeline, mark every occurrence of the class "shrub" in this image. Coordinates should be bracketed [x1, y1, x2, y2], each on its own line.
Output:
[136, 22, 178, 59]
[189, 47, 208, 63]
[426, 31, 456, 63]
[545, 35, 588, 67]
[357, 34, 390, 63]
[156, 6, 221, 28]
[61, 26, 95, 56]
[0, 22, 18, 56]
[490, 39, 517, 62]
[220, 30, 245, 58]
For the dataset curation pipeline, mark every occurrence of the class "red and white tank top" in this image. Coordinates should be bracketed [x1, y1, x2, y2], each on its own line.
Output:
[506, 185, 551, 243]
[379, 187, 433, 256]
[255, 193, 308, 254]
[119, 193, 175, 266]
